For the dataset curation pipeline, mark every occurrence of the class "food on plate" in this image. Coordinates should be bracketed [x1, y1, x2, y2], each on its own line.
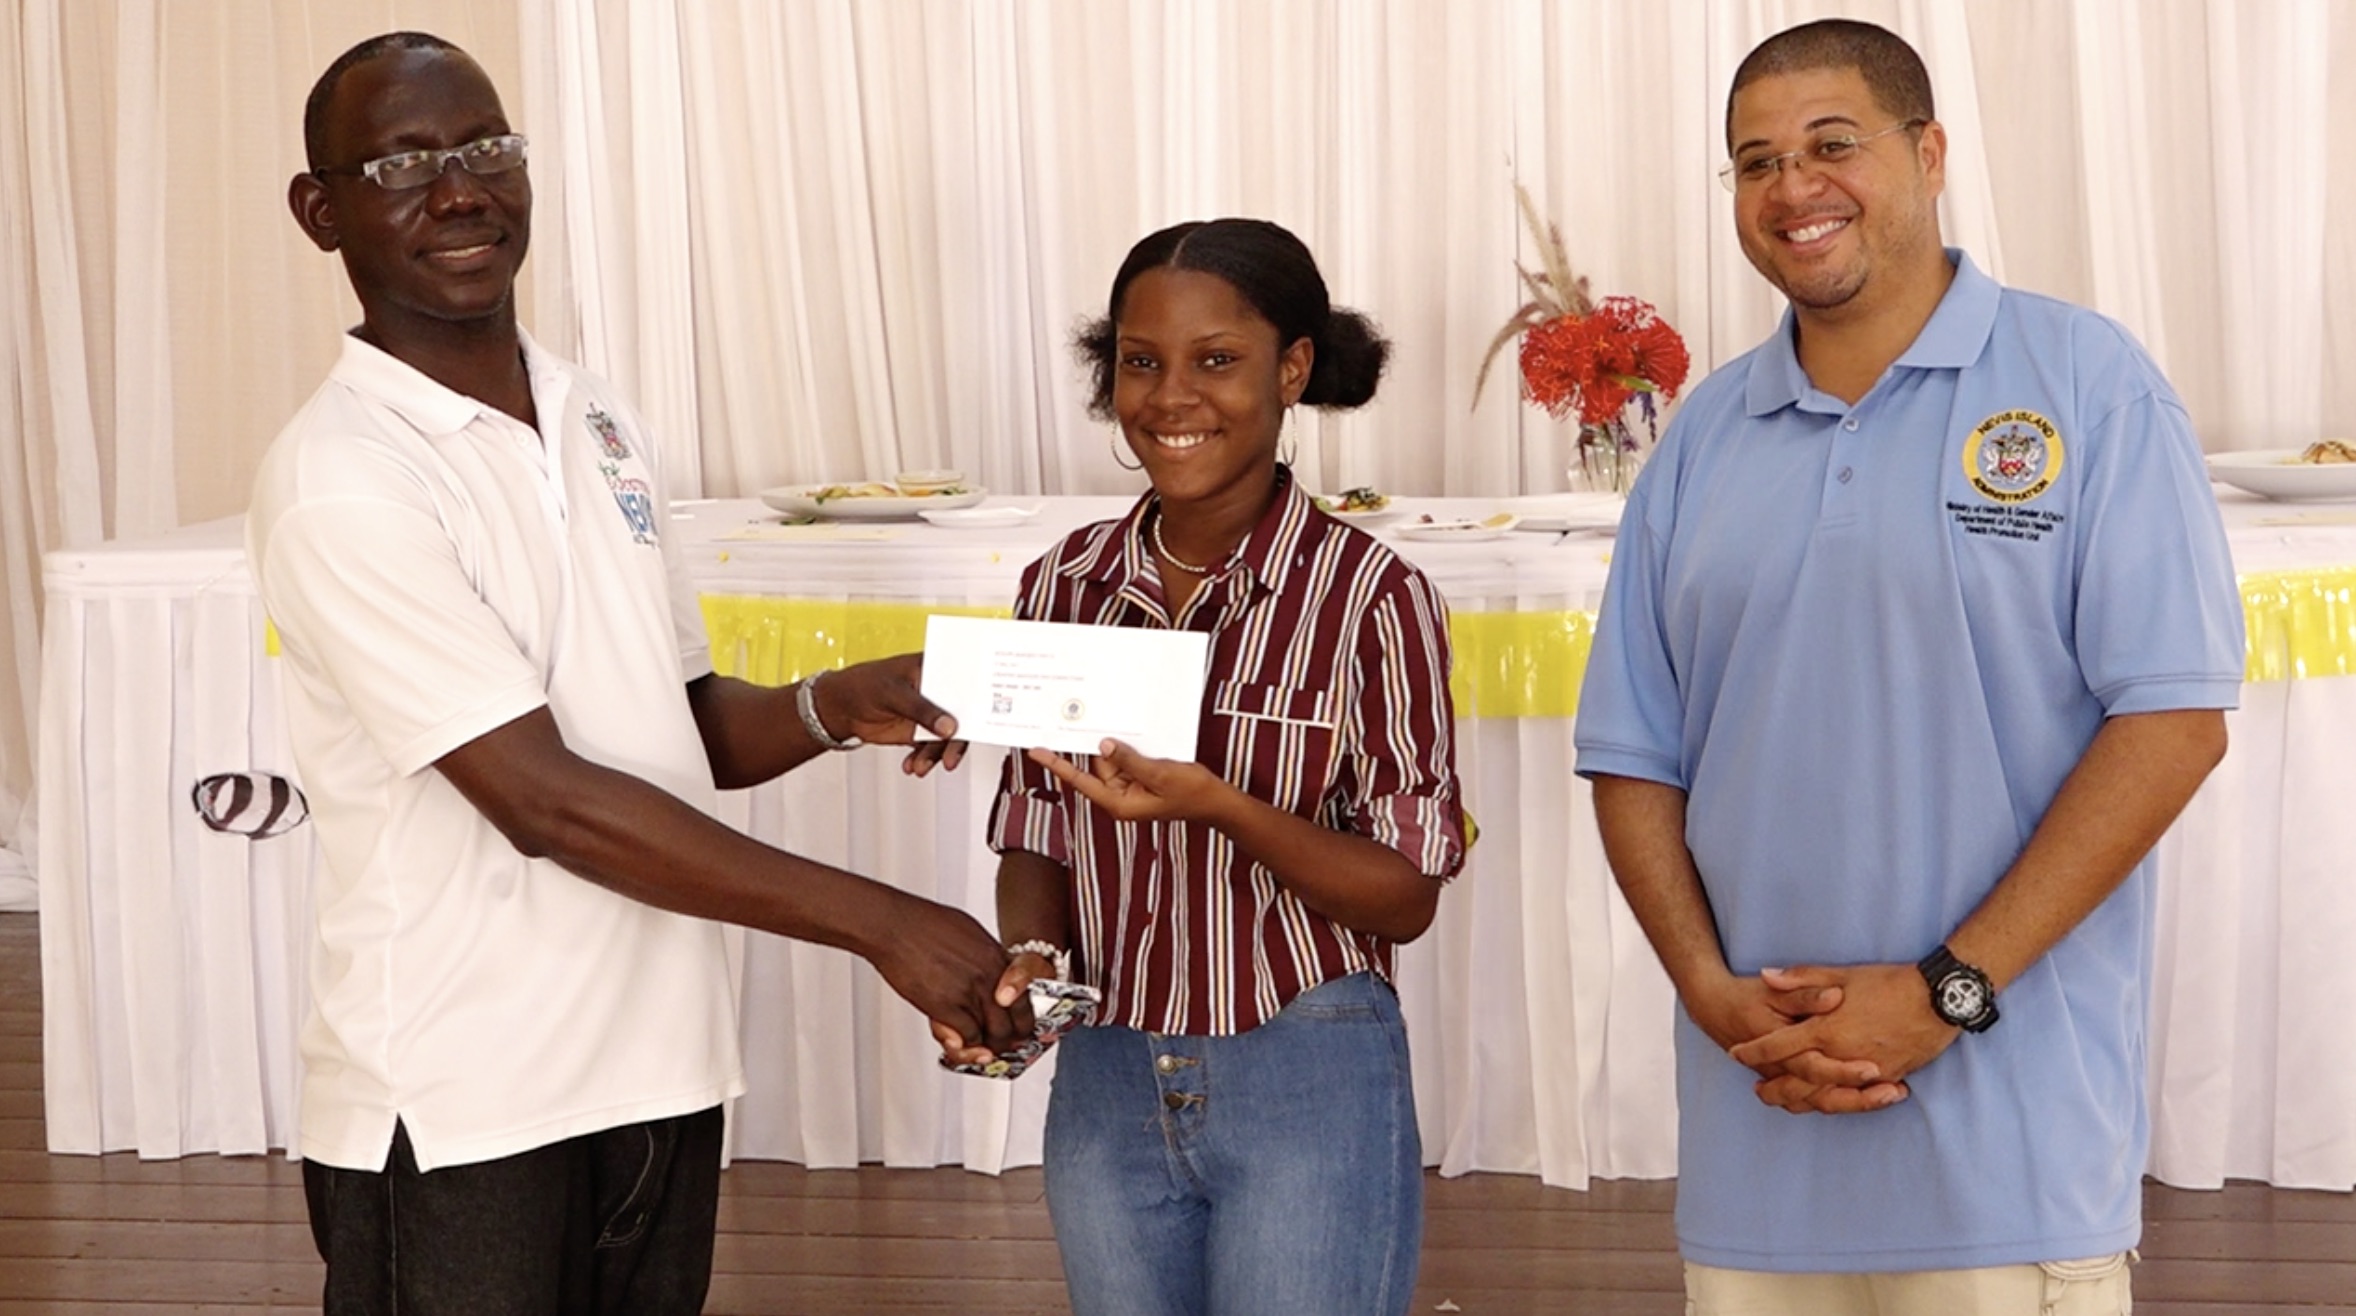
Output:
[812, 480, 969, 503]
[895, 468, 969, 493]
[1316, 486, 1391, 513]
[2294, 440, 2356, 465]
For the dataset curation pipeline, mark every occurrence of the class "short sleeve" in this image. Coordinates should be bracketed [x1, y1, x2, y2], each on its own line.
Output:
[2070, 387, 2244, 714]
[604, 391, 713, 684]
[1574, 458, 1690, 787]
[1338, 568, 1465, 879]
[255, 461, 547, 778]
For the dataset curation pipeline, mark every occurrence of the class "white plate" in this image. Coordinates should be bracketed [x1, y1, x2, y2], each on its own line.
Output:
[918, 505, 1040, 529]
[760, 484, 988, 519]
[1502, 493, 1626, 534]
[2207, 449, 2356, 501]
[1394, 515, 1520, 543]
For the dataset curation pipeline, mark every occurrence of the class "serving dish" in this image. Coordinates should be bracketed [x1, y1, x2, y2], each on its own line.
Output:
[760, 484, 988, 519]
[1393, 513, 1519, 543]
[1503, 492, 1626, 534]
[2206, 449, 2356, 501]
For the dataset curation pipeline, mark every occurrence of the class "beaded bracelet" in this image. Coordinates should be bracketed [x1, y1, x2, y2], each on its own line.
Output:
[1004, 939, 1071, 981]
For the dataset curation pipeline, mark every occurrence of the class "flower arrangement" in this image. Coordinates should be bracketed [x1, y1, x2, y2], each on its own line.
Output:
[1475, 186, 1691, 492]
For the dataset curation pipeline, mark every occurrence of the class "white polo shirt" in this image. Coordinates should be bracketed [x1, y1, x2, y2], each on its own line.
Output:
[248, 332, 743, 1173]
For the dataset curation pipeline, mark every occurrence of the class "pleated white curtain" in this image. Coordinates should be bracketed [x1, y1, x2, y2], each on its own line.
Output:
[510, 0, 2356, 515]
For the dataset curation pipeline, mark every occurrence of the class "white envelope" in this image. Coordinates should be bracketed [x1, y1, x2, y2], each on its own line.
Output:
[920, 614, 1210, 760]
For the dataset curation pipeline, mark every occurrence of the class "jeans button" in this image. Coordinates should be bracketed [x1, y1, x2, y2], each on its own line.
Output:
[1155, 1054, 1179, 1075]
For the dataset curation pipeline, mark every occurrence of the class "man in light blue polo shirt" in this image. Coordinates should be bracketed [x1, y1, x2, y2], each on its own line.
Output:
[1574, 19, 2244, 1314]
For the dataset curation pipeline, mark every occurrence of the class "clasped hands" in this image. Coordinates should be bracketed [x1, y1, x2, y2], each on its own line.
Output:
[1694, 962, 1963, 1115]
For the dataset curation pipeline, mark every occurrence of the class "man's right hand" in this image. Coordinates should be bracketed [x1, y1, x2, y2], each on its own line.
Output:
[1687, 967, 1910, 1114]
[865, 892, 1029, 1054]
[932, 948, 1055, 1066]
[1684, 968, 1899, 1098]
[1686, 966, 1843, 1054]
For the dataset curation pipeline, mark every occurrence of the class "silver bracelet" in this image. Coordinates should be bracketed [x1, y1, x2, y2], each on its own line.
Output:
[1005, 939, 1070, 981]
[795, 669, 862, 751]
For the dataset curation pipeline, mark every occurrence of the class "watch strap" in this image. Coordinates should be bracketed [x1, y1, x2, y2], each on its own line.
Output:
[1917, 943, 2000, 1033]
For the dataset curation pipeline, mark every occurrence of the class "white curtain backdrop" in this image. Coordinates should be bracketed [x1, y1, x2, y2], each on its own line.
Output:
[5, 1, 2353, 916]
[513, 0, 2356, 512]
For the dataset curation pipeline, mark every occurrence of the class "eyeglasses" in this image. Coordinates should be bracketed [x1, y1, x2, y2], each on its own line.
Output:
[313, 133, 529, 191]
[1718, 120, 1924, 193]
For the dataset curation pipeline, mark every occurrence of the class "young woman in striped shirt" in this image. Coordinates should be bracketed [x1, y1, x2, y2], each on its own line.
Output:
[939, 218, 1468, 1316]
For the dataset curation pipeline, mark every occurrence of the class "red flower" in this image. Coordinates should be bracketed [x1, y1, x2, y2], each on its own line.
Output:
[1517, 317, 1587, 420]
[1517, 296, 1688, 428]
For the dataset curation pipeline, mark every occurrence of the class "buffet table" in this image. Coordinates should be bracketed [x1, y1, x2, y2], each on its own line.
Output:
[35, 492, 2356, 1190]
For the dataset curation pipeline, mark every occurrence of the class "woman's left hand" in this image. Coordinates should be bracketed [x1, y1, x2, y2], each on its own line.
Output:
[1027, 739, 1229, 823]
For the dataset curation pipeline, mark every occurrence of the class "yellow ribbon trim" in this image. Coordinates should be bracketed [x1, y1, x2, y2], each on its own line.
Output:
[700, 598, 1009, 686]
[700, 595, 1600, 718]
[700, 570, 2356, 718]
[2239, 566, 2356, 683]
[256, 577, 2356, 712]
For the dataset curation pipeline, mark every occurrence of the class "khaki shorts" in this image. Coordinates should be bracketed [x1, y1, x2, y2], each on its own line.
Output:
[1686, 1251, 2131, 1316]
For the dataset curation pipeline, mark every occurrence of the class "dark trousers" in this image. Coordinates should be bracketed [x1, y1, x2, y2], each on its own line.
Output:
[302, 1105, 724, 1316]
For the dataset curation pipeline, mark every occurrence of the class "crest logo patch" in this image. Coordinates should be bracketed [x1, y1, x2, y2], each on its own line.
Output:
[585, 403, 658, 545]
[585, 405, 632, 461]
[1963, 409, 2063, 504]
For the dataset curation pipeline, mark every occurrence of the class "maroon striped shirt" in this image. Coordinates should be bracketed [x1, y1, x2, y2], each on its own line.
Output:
[987, 474, 1466, 1035]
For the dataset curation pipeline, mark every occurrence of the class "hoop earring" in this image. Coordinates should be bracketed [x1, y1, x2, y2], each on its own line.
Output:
[1278, 407, 1299, 469]
[1109, 425, 1143, 472]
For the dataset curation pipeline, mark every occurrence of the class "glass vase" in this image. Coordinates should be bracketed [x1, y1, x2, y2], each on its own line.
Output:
[1573, 423, 1645, 494]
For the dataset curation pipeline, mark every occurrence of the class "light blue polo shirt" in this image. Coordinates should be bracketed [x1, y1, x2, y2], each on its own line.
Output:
[1575, 252, 2244, 1272]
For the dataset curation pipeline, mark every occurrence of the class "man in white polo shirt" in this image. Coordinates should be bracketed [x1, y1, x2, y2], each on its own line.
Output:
[1575, 19, 2244, 1315]
[247, 32, 1021, 1314]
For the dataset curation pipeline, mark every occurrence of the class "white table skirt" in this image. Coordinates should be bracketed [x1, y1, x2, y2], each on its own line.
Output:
[34, 494, 2356, 1189]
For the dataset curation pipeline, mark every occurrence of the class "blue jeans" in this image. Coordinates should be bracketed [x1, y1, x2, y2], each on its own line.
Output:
[1042, 971, 1423, 1316]
[302, 1106, 723, 1316]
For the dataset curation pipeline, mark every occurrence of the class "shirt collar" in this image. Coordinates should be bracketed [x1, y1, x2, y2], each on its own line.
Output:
[1066, 465, 1319, 601]
[1744, 248, 1998, 416]
[328, 326, 558, 438]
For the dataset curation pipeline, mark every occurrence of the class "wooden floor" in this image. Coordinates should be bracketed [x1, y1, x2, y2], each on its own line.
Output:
[4, 912, 2352, 1313]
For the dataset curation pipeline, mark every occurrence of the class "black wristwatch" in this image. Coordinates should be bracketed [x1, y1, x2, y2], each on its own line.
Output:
[1917, 944, 2000, 1033]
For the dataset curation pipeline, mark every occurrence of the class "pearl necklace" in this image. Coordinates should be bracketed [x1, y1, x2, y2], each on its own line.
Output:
[1150, 509, 1226, 575]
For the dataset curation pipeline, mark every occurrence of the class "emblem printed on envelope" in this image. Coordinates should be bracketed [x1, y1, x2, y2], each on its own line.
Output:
[586, 404, 659, 545]
[1962, 409, 2064, 504]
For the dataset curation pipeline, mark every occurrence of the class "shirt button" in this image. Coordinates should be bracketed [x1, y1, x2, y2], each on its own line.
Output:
[1155, 1054, 1180, 1075]
[1843, 418, 1860, 431]
[1838, 467, 1854, 484]
[1162, 1091, 1188, 1110]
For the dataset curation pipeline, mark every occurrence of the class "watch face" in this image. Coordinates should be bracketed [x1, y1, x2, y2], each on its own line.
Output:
[1938, 972, 1988, 1023]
